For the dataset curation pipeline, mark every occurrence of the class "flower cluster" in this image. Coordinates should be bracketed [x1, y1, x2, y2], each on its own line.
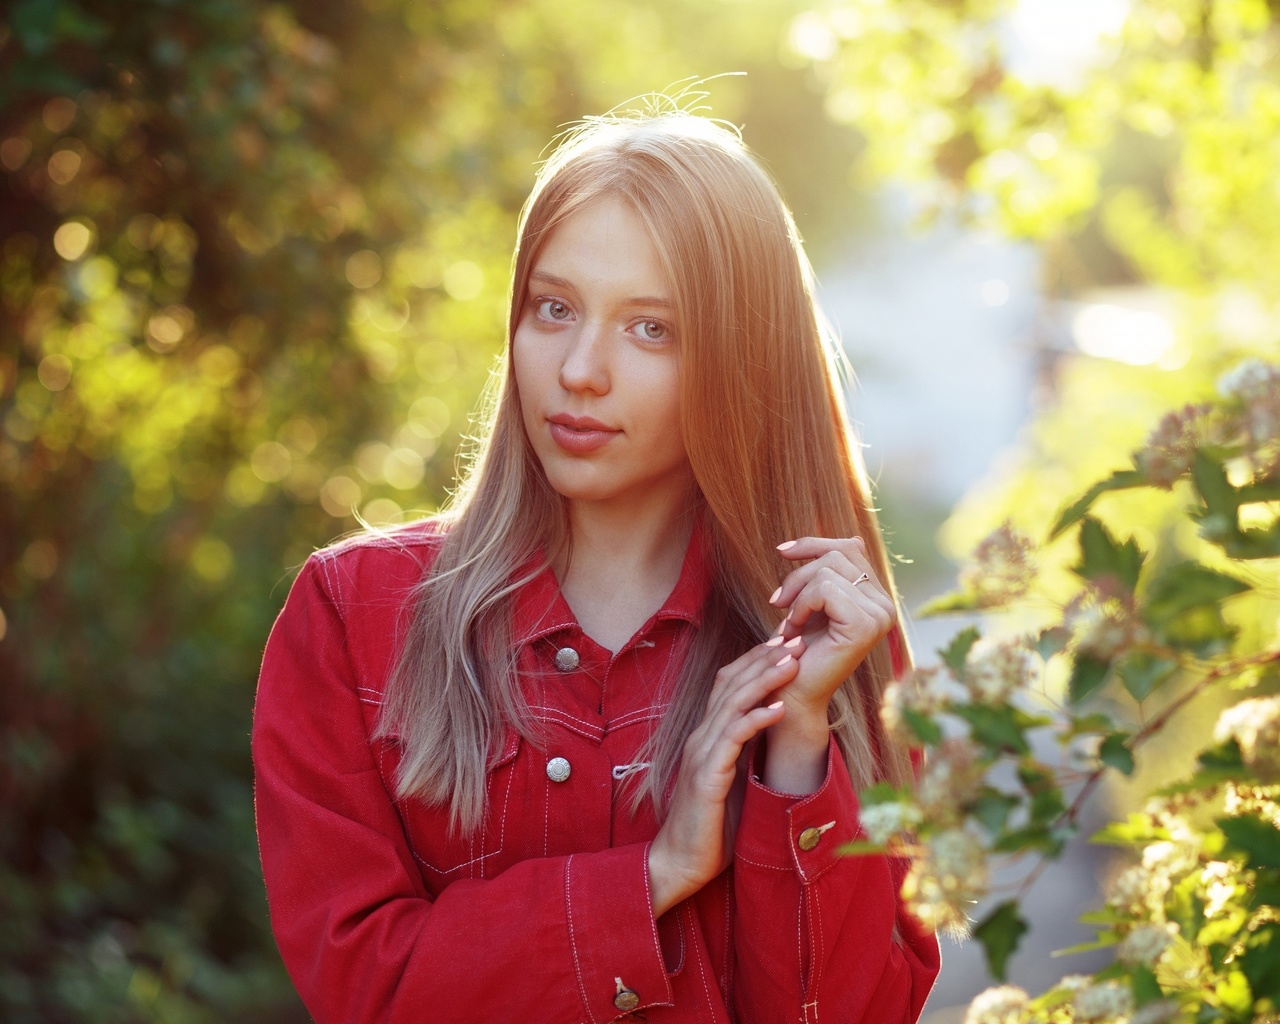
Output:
[881, 665, 967, 741]
[1065, 596, 1151, 661]
[1215, 697, 1280, 781]
[963, 984, 1028, 1024]
[964, 636, 1041, 703]
[1117, 921, 1176, 966]
[1218, 358, 1280, 472]
[903, 826, 988, 933]
[1135, 401, 1214, 487]
[858, 799, 922, 845]
[958, 521, 1036, 607]
[1070, 978, 1133, 1022]
[916, 736, 985, 820]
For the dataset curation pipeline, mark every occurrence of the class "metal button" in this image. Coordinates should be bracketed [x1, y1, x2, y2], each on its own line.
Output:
[613, 989, 640, 1012]
[554, 646, 580, 672]
[546, 756, 571, 783]
[797, 827, 823, 852]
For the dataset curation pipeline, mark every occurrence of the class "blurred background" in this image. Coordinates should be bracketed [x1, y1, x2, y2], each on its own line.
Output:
[2, 0, 1277, 1019]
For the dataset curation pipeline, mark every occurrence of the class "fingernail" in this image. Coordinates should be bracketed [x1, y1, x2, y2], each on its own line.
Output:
[765, 635, 784, 648]
[784, 636, 802, 649]
[767, 700, 785, 710]
[769, 586, 782, 604]
[776, 540, 796, 551]
[775, 655, 793, 668]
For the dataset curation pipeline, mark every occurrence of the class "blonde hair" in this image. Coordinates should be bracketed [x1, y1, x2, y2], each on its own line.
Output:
[376, 109, 915, 833]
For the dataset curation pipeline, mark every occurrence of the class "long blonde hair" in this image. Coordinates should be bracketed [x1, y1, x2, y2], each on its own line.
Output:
[376, 109, 915, 833]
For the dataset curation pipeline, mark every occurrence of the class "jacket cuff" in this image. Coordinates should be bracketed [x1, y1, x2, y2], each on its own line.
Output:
[735, 739, 863, 884]
[565, 842, 673, 1023]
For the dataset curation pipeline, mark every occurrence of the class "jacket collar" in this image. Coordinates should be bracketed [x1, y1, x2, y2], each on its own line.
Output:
[511, 513, 713, 648]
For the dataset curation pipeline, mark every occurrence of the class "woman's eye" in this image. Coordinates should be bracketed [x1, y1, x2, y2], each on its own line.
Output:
[634, 319, 670, 342]
[535, 298, 572, 322]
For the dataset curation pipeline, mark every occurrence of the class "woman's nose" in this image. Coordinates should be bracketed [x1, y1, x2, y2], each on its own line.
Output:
[558, 321, 610, 395]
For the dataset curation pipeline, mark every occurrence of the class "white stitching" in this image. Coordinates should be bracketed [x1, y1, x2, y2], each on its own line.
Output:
[564, 857, 597, 1024]
[402, 746, 517, 875]
[733, 851, 791, 872]
[688, 900, 716, 1019]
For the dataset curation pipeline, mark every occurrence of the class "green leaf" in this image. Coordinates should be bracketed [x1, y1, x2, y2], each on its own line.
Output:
[1049, 469, 1147, 539]
[1073, 516, 1145, 593]
[902, 707, 943, 745]
[1099, 732, 1135, 775]
[954, 704, 1031, 754]
[1035, 626, 1070, 660]
[972, 900, 1028, 981]
[1130, 963, 1163, 1006]
[838, 840, 888, 856]
[859, 782, 903, 805]
[1068, 654, 1111, 703]
[1152, 603, 1237, 658]
[1064, 712, 1115, 739]
[1029, 786, 1066, 825]
[1143, 562, 1250, 622]
[1091, 813, 1170, 847]
[1240, 924, 1280, 1004]
[917, 590, 981, 616]
[1219, 816, 1280, 870]
[972, 789, 1021, 833]
[1193, 449, 1238, 515]
[1114, 651, 1179, 702]
[939, 626, 980, 679]
[992, 824, 1068, 856]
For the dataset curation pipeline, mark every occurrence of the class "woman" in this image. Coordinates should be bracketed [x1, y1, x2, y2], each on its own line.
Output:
[253, 109, 940, 1023]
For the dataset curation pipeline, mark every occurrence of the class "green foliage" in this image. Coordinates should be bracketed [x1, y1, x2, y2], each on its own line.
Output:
[853, 370, 1280, 1014]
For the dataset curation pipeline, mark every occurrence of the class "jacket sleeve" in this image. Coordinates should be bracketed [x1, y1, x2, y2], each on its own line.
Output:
[253, 556, 673, 1024]
[731, 742, 941, 1024]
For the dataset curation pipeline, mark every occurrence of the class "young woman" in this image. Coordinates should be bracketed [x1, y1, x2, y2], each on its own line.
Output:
[253, 109, 940, 1023]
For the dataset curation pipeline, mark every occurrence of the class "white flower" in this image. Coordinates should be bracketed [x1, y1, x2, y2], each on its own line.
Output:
[1118, 922, 1177, 966]
[1073, 979, 1134, 1021]
[964, 984, 1028, 1024]
[916, 737, 984, 817]
[1143, 838, 1198, 880]
[1218, 358, 1280, 402]
[1201, 860, 1236, 918]
[859, 801, 922, 845]
[1215, 697, 1280, 780]
[1069, 600, 1149, 660]
[959, 522, 1035, 606]
[1130, 1000, 1179, 1024]
[1107, 865, 1166, 918]
[1056, 974, 1094, 992]
[964, 637, 1040, 703]
[1136, 402, 1213, 487]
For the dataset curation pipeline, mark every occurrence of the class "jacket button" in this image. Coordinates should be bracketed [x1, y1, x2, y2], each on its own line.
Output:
[613, 989, 640, 1012]
[546, 757, 572, 783]
[554, 646, 580, 671]
[797, 827, 823, 852]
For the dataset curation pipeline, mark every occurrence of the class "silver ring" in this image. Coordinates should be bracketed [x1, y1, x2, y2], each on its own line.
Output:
[853, 572, 871, 586]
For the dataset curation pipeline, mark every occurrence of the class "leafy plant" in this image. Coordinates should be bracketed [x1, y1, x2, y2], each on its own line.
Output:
[850, 358, 1280, 1022]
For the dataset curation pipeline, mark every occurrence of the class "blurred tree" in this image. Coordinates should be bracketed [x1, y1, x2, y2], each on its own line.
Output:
[0, 1, 867, 1019]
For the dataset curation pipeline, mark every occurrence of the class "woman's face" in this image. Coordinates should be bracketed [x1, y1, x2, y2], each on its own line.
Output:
[513, 197, 692, 514]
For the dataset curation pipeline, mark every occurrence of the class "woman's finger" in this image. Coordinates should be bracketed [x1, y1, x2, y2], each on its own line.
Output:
[777, 535, 869, 569]
[769, 549, 872, 610]
[783, 571, 894, 637]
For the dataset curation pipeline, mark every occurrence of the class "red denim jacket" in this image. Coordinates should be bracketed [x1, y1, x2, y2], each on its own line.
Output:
[252, 521, 940, 1023]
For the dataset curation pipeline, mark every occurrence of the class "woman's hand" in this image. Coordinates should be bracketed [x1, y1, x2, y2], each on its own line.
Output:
[763, 535, 897, 792]
[647, 635, 806, 917]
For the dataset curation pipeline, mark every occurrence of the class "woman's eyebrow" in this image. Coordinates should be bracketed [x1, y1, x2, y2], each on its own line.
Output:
[528, 270, 672, 309]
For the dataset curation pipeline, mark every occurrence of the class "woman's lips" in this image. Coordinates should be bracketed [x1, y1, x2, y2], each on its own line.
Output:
[548, 418, 620, 454]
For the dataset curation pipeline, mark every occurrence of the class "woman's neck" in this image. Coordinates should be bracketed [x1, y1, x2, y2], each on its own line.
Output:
[554, 494, 697, 654]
